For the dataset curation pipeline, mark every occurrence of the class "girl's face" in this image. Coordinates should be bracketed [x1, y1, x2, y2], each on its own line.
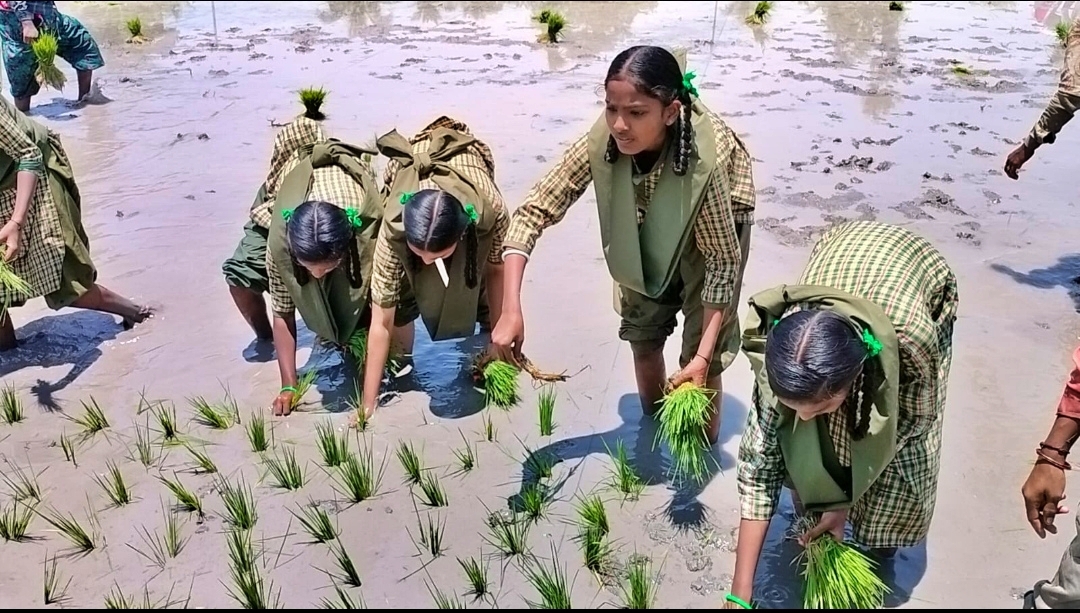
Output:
[604, 79, 681, 157]
[780, 390, 850, 422]
[409, 242, 457, 266]
[299, 258, 341, 279]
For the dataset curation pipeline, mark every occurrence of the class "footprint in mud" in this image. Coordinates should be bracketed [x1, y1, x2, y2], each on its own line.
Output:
[690, 572, 732, 597]
[955, 221, 982, 246]
[757, 217, 827, 247]
[923, 171, 955, 182]
[782, 189, 867, 212]
[969, 147, 996, 157]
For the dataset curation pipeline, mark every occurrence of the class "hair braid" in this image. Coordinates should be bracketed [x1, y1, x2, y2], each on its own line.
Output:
[464, 222, 479, 289]
[345, 234, 363, 289]
[672, 93, 694, 176]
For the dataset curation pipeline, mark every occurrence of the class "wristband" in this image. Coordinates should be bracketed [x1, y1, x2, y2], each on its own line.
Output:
[1040, 441, 1070, 457]
[1037, 448, 1072, 471]
[695, 353, 712, 364]
[280, 386, 298, 394]
[725, 594, 752, 610]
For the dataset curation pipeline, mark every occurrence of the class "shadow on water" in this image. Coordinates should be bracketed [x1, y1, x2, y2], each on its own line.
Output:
[991, 254, 1080, 312]
[0, 311, 125, 412]
[387, 323, 487, 420]
[753, 492, 929, 608]
[510, 391, 748, 530]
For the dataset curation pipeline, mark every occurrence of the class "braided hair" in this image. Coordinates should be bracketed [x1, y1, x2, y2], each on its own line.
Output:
[286, 200, 364, 289]
[602, 45, 695, 176]
[402, 189, 479, 289]
[765, 310, 879, 441]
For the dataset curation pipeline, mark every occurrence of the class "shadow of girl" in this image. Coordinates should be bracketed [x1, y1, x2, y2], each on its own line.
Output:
[510, 391, 748, 530]
[1, 311, 124, 411]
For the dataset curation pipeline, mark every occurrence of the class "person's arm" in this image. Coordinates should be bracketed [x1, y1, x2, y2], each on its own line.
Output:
[484, 200, 510, 329]
[730, 390, 786, 605]
[266, 253, 300, 413]
[0, 102, 43, 260]
[363, 229, 404, 414]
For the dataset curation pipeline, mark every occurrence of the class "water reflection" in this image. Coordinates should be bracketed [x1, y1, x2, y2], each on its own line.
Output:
[318, 1, 391, 33]
[64, 0, 187, 47]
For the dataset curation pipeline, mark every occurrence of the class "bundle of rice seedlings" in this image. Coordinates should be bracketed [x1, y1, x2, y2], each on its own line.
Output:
[458, 554, 489, 601]
[1057, 21, 1073, 46]
[451, 430, 476, 476]
[292, 499, 338, 544]
[300, 86, 328, 121]
[70, 397, 110, 439]
[618, 555, 658, 609]
[519, 482, 554, 523]
[418, 471, 448, 508]
[396, 440, 424, 485]
[534, 9, 554, 23]
[329, 541, 362, 587]
[481, 360, 520, 409]
[0, 499, 34, 541]
[264, 446, 306, 490]
[745, 1, 773, 26]
[185, 444, 218, 475]
[332, 443, 386, 503]
[246, 411, 271, 452]
[578, 524, 611, 574]
[0, 249, 32, 311]
[427, 580, 465, 609]
[218, 475, 258, 531]
[485, 511, 530, 558]
[94, 460, 132, 507]
[36, 505, 98, 552]
[2, 457, 42, 502]
[521, 543, 573, 608]
[125, 16, 149, 44]
[316, 420, 350, 468]
[1, 384, 24, 425]
[59, 432, 78, 467]
[604, 441, 645, 503]
[795, 518, 889, 609]
[654, 382, 714, 484]
[158, 474, 203, 516]
[31, 32, 65, 91]
[574, 494, 609, 536]
[42, 552, 71, 605]
[189, 396, 235, 430]
[537, 384, 557, 436]
[889, 1, 904, 10]
[319, 583, 364, 609]
[535, 10, 566, 43]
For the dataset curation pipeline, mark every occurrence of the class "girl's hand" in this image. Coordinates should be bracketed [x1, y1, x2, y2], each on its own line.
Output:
[798, 509, 848, 546]
[669, 355, 709, 388]
[0, 220, 23, 261]
[489, 308, 524, 365]
[272, 391, 294, 416]
[21, 20, 38, 44]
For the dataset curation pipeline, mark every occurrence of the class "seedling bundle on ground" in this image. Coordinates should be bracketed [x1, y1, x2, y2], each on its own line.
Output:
[300, 86, 328, 121]
[1057, 21, 1073, 46]
[795, 517, 890, 608]
[654, 382, 715, 483]
[534, 9, 566, 43]
[889, 1, 904, 11]
[478, 359, 521, 409]
[746, 1, 773, 25]
[125, 17, 150, 44]
[31, 32, 65, 90]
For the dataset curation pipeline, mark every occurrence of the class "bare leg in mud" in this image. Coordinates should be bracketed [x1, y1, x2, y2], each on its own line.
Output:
[631, 340, 723, 445]
[228, 285, 273, 341]
[0, 310, 14, 351]
[70, 284, 153, 329]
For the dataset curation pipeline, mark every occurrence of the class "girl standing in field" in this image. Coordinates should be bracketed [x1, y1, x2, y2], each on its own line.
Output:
[491, 45, 755, 444]
[0, 95, 149, 351]
[726, 221, 958, 609]
[263, 132, 412, 416]
[359, 116, 508, 420]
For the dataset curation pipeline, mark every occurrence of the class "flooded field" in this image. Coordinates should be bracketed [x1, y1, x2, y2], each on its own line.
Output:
[1, 0, 1079, 608]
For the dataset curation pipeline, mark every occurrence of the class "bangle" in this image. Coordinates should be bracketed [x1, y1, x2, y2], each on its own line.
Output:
[1037, 448, 1072, 471]
[695, 353, 712, 364]
[280, 386, 297, 394]
[1041, 441, 1070, 457]
[725, 594, 753, 610]
[9, 219, 22, 228]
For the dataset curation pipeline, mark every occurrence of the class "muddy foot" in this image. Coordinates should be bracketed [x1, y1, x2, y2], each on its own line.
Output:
[123, 305, 156, 330]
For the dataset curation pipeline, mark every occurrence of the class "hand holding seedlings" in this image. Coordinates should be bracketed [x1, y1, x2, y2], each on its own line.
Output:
[668, 353, 709, 388]
[797, 509, 847, 546]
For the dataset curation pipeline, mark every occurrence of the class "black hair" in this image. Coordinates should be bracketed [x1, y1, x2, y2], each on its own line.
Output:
[764, 310, 878, 440]
[286, 200, 363, 289]
[602, 45, 694, 176]
[402, 189, 478, 289]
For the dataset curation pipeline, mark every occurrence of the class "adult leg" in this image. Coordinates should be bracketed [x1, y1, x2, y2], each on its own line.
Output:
[228, 286, 272, 340]
[76, 69, 92, 102]
[2, 36, 38, 113]
[54, 11, 103, 104]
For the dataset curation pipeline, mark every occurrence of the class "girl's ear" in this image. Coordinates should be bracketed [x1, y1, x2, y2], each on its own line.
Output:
[663, 99, 682, 127]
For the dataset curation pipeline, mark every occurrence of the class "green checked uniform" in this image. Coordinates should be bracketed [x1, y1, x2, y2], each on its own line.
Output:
[0, 1, 103, 99]
[739, 221, 959, 548]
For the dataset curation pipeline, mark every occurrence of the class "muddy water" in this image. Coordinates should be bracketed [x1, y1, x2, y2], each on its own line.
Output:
[1, 0, 1078, 608]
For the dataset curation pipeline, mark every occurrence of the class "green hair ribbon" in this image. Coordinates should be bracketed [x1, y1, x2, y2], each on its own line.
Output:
[344, 208, 363, 230]
[463, 204, 478, 224]
[282, 208, 295, 222]
[399, 191, 415, 205]
[861, 327, 883, 357]
[682, 70, 699, 98]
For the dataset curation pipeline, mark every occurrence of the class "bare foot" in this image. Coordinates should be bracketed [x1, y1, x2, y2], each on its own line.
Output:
[122, 304, 155, 330]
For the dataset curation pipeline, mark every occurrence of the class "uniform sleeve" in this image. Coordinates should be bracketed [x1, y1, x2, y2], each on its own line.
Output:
[503, 134, 592, 256]
[0, 104, 42, 174]
[727, 132, 756, 217]
[1023, 22, 1080, 151]
[693, 126, 744, 308]
[370, 227, 404, 309]
[11, 2, 34, 22]
[1059, 345, 1080, 418]
[266, 248, 295, 315]
[895, 336, 942, 446]
[738, 387, 787, 521]
[487, 192, 509, 266]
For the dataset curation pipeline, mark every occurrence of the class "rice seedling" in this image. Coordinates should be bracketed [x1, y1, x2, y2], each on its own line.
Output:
[42, 552, 70, 605]
[218, 475, 258, 531]
[329, 541, 362, 587]
[333, 443, 386, 503]
[574, 494, 609, 537]
[414, 510, 446, 558]
[291, 369, 318, 412]
[316, 420, 350, 468]
[427, 580, 465, 609]
[889, 1, 904, 10]
[226, 528, 257, 577]
[59, 431, 77, 467]
[71, 397, 110, 439]
[745, 0, 773, 26]
[264, 446, 306, 491]
[31, 31, 65, 90]
[458, 554, 489, 601]
[534, 9, 554, 23]
[541, 12, 566, 44]
[418, 471, 448, 508]
[1, 384, 24, 424]
[104, 583, 137, 609]
[654, 382, 715, 484]
[485, 511, 530, 558]
[36, 505, 97, 553]
[482, 360, 520, 409]
[522, 442, 555, 481]
[94, 460, 133, 507]
[129, 418, 160, 468]
[795, 517, 889, 608]
[537, 384, 557, 437]
[521, 543, 573, 609]
[292, 500, 338, 543]
[346, 328, 367, 365]
[349, 383, 369, 433]
[300, 86, 328, 121]
[246, 410, 271, 452]
[3, 457, 43, 502]
[1057, 21, 1073, 46]
[319, 583, 365, 609]
[162, 505, 186, 558]
[0, 251, 33, 311]
[128, 501, 187, 568]
[577, 524, 612, 574]
[151, 401, 181, 444]
[125, 16, 149, 43]
[604, 440, 643, 502]
[482, 412, 497, 442]
[226, 532, 281, 610]
[451, 431, 476, 475]
[396, 440, 424, 485]
[519, 482, 554, 523]
[0, 499, 34, 541]
[951, 64, 972, 75]
[618, 555, 658, 609]
[185, 444, 218, 475]
[158, 474, 203, 516]
[189, 396, 235, 430]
